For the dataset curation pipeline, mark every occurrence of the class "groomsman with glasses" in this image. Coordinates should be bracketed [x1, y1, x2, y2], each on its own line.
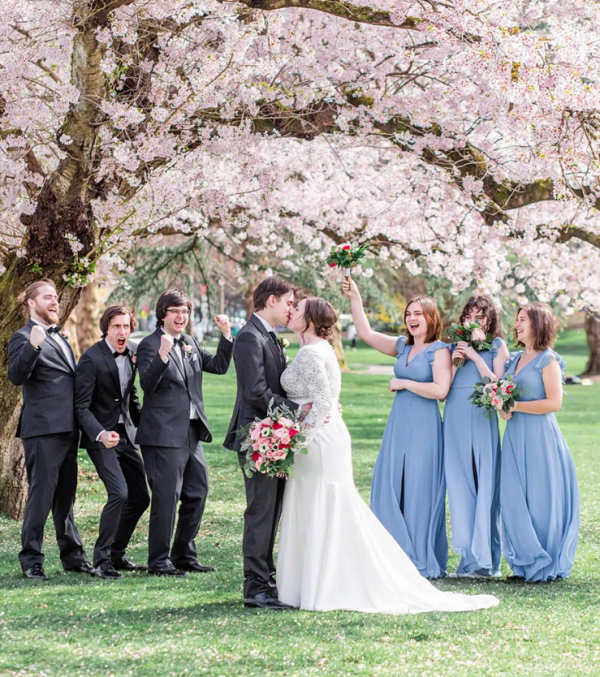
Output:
[8, 280, 92, 580]
[136, 288, 233, 576]
[75, 305, 150, 579]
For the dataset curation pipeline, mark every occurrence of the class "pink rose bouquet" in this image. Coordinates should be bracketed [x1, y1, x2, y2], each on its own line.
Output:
[469, 375, 521, 414]
[447, 321, 493, 368]
[239, 400, 307, 478]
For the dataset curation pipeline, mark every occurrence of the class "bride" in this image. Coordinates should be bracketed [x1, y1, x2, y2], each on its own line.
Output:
[277, 296, 499, 614]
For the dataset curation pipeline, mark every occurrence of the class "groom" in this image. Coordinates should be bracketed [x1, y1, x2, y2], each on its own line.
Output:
[224, 277, 310, 610]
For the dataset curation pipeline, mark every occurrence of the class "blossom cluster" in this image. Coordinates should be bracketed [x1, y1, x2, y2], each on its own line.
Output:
[1, 1, 600, 307]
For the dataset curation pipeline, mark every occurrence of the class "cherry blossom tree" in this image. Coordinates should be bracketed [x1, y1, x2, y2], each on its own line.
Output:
[1, 0, 600, 515]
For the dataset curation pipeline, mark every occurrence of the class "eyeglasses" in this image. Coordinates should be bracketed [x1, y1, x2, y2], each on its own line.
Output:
[166, 308, 190, 317]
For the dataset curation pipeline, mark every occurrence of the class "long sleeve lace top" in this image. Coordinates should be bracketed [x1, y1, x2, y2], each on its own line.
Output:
[280, 341, 341, 429]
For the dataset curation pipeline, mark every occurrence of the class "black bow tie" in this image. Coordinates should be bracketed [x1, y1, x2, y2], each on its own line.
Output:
[174, 337, 185, 347]
[47, 325, 61, 335]
[112, 347, 130, 358]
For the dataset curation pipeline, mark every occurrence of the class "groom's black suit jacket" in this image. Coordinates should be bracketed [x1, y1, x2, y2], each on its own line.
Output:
[8, 319, 77, 438]
[224, 315, 299, 452]
[74, 339, 141, 450]
[136, 328, 232, 447]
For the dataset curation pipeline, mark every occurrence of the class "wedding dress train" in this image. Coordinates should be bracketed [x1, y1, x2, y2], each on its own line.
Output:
[277, 341, 499, 614]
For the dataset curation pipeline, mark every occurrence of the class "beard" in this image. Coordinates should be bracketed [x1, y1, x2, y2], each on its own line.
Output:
[34, 304, 59, 326]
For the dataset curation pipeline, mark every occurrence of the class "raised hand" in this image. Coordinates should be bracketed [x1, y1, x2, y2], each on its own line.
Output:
[214, 314, 231, 338]
[159, 333, 174, 361]
[99, 430, 120, 449]
[342, 277, 360, 299]
[30, 325, 47, 349]
[456, 340, 479, 362]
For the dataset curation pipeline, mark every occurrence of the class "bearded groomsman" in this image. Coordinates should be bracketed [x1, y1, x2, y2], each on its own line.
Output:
[136, 288, 233, 576]
[8, 280, 92, 580]
[75, 305, 150, 579]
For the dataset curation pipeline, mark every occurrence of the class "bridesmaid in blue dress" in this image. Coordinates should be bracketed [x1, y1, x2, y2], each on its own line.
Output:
[343, 278, 452, 578]
[445, 296, 509, 578]
[499, 302, 579, 582]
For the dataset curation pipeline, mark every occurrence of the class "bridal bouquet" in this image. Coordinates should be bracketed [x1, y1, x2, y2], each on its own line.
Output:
[448, 321, 493, 368]
[469, 375, 521, 414]
[326, 243, 368, 277]
[239, 401, 307, 478]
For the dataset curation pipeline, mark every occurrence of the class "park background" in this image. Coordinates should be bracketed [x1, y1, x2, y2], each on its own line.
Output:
[2, 1, 600, 675]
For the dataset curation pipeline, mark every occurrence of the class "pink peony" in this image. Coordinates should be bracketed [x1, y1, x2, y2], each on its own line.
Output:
[278, 417, 295, 428]
[269, 450, 287, 461]
[471, 328, 486, 342]
[491, 397, 502, 409]
[250, 425, 262, 441]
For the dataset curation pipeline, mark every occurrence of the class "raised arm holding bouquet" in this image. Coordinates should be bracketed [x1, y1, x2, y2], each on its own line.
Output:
[327, 243, 368, 277]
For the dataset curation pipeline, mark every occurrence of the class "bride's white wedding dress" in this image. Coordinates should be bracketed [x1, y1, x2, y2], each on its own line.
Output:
[278, 341, 499, 614]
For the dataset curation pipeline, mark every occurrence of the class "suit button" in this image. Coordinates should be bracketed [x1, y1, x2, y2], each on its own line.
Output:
[114, 398, 120, 402]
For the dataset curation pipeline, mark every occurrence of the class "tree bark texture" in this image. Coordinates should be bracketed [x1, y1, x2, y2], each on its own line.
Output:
[583, 312, 600, 376]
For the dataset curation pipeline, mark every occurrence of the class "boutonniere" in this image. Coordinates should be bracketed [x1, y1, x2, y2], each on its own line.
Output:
[182, 344, 193, 358]
[278, 337, 289, 351]
[61, 330, 70, 340]
[131, 354, 137, 367]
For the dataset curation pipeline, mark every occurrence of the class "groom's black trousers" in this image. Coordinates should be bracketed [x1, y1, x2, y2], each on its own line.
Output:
[239, 454, 286, 599]
[19, 431, 87, 572]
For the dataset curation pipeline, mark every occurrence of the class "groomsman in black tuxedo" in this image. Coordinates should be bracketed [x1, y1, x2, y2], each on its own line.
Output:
[224, 277, 311, 610]
[75, 305, 150, 579]
[8, 280, 92, 580]
[136, 288, 233, 576]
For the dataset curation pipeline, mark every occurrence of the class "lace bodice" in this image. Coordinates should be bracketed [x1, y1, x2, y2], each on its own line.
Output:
[281, 341, 341, 429]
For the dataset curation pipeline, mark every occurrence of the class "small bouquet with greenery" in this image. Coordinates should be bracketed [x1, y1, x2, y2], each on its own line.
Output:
[239, 400, 307, 478]
[448, 321, 493, 368]
[326, 243, 368, 277]
[469, 375, 521, 414]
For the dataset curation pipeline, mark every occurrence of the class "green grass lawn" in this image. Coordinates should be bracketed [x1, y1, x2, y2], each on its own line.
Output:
[0, 330, 599, 676]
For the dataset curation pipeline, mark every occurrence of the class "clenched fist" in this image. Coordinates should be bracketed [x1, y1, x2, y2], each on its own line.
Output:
[99, 430, 120, 449]
[159, 333, 174, 361]
[30, 325, 47, 349]
[214, 314, 231, 338]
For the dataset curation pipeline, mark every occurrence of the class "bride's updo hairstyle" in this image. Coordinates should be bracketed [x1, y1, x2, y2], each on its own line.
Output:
[301, 297, 338, 340]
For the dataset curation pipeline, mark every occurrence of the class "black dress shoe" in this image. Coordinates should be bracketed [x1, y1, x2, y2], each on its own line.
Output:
[112, 556, 148, 572]
[175, 561, 216, 573]
[64, 561, 95, 575]
[23, 564, 48, 581]
[148, 564, 188, 577]
[93, 561, 123, 580]
[244, 592, 295, 610]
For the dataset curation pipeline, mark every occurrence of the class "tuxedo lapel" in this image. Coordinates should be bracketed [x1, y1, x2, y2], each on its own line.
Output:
[40, 327, 75, 372]
[249, 315, 284, 371]
[122, 341, 137, 402]
[99, 340, 121, 394]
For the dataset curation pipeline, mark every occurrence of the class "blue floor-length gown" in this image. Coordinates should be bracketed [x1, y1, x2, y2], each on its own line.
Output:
[444, 337, 504, 576]
[501, 349, 579, 582]
[370, 337, 449, 579]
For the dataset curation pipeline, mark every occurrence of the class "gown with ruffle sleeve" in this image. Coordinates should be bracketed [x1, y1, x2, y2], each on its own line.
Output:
[501, 349, 579, 582]
[443, 337, 505, 577]
[370, 337, 449, 579]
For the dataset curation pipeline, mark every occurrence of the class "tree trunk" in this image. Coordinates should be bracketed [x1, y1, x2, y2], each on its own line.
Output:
[75, 281, 101, 355]
[583, 311, 600, 376]
[331, 320, 349, 372]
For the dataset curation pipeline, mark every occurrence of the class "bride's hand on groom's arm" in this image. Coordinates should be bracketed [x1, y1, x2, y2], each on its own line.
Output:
[300, 403, 312, 419]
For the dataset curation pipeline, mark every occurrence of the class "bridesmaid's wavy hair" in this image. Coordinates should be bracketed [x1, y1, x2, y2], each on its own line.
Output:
[459, 295, 503, 338]
[514, 302, 559, 350]
[404, 296, 442, 345]
[301, 297, 338, 341]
